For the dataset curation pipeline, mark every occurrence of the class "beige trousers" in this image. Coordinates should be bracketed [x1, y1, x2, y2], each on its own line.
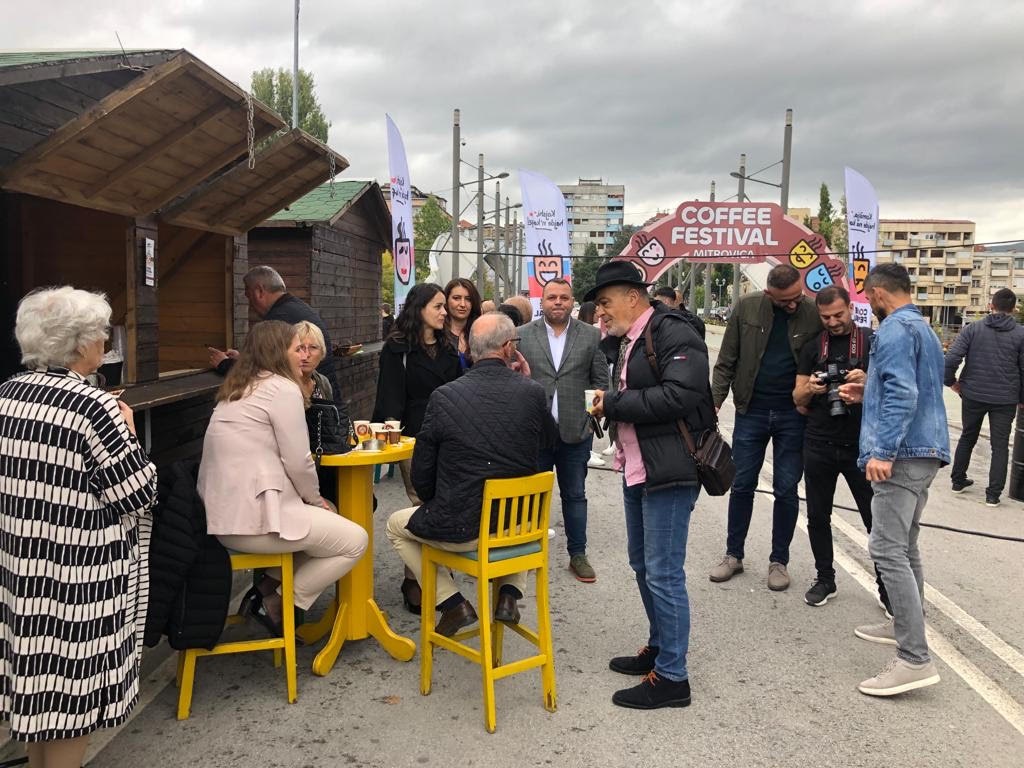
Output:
[385, 506, 527, 605]
[218, 505, 368, 610]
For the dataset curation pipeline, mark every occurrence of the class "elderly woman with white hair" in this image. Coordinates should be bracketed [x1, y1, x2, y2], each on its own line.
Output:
[0, 286, 157, 768]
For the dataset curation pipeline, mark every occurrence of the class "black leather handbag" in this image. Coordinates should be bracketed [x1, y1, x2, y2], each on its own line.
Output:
[642, 323, 736, 496]
[306, 398, 352, 463]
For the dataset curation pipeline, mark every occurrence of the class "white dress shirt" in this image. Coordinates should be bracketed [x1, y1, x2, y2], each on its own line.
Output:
[545, 319, 568, 423]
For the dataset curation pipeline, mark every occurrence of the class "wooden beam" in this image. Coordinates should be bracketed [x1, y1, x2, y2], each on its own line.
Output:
[207, 152, 318, 223]
[84, 101, 235, 199]
[0, 53, 192, 186]
[110, 227, 208, 319]
[233, 169, 332, 234]
[0, 51, 179, 88]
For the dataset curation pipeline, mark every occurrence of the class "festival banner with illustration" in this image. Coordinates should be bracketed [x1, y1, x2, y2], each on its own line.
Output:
[386, 114, 414, 312]
[519, 168, 571, 319]
[614, 201, 849, 299]
[844, 167, 879, 327]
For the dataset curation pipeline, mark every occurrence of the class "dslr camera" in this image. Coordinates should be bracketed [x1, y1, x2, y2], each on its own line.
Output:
[815, 363, 850, 417]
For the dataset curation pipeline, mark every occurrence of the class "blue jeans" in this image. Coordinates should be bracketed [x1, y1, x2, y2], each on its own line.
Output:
[726, 407, 806, 564]
[538, 434, 592, 556]
[623, 480, 699, 682]
[868, 459, 940, 665]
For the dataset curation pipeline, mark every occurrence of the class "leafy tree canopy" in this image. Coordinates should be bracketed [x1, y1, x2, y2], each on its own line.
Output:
[251, 67, 330, 143]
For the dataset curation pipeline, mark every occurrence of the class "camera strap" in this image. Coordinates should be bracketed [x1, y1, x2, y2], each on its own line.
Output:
[819, 326, 865, 368]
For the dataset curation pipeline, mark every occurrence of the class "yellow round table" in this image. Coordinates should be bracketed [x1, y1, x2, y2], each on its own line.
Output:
[298, 439, 416, 675]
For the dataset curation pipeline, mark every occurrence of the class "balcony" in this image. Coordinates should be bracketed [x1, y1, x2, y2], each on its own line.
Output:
[960, 275, 972, 283]
[882, 239, 894, 246]
[909, 275, 918, 283]
[917, 292, 929, 301]
[933, 274, 946, 283]
[992, 269, 1011, 277]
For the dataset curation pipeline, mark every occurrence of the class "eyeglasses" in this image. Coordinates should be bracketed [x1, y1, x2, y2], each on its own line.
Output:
[504, 337, 521, 346]
[297, 344, 321, 353]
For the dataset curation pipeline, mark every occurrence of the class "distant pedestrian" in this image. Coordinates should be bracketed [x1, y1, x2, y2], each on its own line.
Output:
[944, 288, 1024, 506]
[709, 264, 821, 591]
[381, 303, 394, 340]
[842, 263, 949, 697]
[653, 286, 679, 308]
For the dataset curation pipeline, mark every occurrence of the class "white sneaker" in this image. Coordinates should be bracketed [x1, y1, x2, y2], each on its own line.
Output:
[601, 444, 616, 456]
[587, 451, 605, 468]
[858, 656, 940, 696]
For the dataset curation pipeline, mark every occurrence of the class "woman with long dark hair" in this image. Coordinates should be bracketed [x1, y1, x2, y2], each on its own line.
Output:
[373, 283, 461, 613]
[444, 277, 482, 369]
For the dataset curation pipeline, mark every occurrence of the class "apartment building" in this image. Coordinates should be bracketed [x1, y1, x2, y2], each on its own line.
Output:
[875, 219, 976, 326]
[559, 178, 625, 257]
[964, 250, 1024, 320]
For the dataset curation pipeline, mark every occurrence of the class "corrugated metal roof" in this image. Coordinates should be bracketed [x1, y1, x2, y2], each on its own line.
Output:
[0, 49, 172, 68]
[268, 180, 371, 223]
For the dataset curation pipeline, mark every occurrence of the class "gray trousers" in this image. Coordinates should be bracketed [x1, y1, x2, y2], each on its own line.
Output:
[868, 458, 941, 665]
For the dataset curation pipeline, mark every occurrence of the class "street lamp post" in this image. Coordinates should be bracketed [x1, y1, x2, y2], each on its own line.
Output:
[477, 154, 485, 291]
[451, 109, 460, 278]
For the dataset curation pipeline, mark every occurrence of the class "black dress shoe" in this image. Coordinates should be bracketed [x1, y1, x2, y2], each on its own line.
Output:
[612, 672, 691, 710]
[401, 578, 422, 615]
[237, 586, 260, 618]
[434, 600, 478, 637]
[494, 592, 521, 624]
[609, 645, 659, 675]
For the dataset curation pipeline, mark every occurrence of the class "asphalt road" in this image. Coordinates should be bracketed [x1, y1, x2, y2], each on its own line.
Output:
[20, 323, 1021, 768]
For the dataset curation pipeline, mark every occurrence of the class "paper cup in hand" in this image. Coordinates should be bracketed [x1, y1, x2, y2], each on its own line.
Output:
[585, 389, 598, 414]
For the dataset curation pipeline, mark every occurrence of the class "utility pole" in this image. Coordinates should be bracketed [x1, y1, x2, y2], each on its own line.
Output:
[733, 154, 745, 306]
[451, 109, 461, 279]
[780, 108, 793, 212]
[476, 153, 485, 290]
[292, 0, 300, 130]
[704, 180, 715, 317]
[492, 180, 501, 301]
[511, 213, 519, 294]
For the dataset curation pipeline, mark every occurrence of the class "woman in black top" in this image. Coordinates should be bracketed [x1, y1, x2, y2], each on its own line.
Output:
[373, 283, 461, 613]
[443, 277, 482, 370]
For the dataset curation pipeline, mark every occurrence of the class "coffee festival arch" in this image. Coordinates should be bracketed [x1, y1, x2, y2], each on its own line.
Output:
[612, 201, 851, 298]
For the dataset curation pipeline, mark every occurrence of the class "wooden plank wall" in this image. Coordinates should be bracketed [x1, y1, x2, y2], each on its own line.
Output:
[157, 225, 228, 373]
[126, 215, 159, 383]
[146, 393, 216, 470]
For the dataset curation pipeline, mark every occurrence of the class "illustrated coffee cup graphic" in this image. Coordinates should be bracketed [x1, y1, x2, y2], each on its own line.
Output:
[395, 220, 412, 286]
[353, 420, 371, 441]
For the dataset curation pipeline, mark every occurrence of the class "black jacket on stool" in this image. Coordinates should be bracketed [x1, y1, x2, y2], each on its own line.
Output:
[145, 461, 232, 650]
[406, 359, 556, 542]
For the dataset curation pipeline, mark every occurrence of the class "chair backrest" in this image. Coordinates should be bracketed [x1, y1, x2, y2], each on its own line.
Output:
[476, 471, 554, 551]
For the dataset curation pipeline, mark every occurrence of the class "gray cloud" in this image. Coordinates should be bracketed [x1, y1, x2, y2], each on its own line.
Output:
[3, 0, 1021, 240]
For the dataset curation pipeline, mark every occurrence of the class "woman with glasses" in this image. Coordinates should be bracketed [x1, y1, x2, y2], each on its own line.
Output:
[373, 283, 461, 613]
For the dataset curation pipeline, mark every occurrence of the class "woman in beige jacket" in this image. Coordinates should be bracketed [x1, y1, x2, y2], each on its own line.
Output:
[198, 320, 367, 635]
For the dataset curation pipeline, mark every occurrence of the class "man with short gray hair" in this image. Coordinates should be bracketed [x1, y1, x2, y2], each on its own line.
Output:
[386, 313, 554, 637]
[208, 265, 344, 412]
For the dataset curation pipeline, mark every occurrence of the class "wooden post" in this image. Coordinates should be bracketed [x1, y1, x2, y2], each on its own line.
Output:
[232, 233, 248, 350]
[125, 215, 159, 384]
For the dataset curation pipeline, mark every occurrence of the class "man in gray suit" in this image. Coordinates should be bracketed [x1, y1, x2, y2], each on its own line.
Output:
[518, 278, 609, 582]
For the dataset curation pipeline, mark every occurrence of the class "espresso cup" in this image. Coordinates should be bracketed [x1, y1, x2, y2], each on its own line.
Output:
[387, 430, 401, 445]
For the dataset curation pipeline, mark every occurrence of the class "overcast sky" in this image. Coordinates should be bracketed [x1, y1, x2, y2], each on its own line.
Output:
[4, 0, 1022, 242]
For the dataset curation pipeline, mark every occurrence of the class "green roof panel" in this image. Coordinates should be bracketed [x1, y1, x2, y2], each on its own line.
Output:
[268, 180, 372, 223]
[0, 49, 174, 69]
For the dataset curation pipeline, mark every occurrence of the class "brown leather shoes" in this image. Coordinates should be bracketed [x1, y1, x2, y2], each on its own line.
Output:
[494, 592, 521, 624]
[434, 599, 478, 637]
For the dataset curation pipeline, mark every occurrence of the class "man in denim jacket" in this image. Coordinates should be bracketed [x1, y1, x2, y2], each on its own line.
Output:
[839, 263, 950, 697]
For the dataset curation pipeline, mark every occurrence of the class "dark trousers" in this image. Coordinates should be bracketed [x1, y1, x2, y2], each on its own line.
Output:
[803, 438, 890, 611]
[726, 407, 805, 565]
[538, 434, 593, 556]
[951, 397, 1018, 497]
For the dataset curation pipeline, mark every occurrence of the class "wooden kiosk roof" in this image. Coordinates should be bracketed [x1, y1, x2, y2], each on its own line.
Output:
[162, 129, 349, 235]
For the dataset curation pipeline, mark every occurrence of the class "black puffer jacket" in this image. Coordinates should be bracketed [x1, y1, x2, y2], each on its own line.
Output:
[601, 303, 716, 490]
[944, 312, 1024, 405]
[145, 461, 232, 650]
[373, 338, 462, 437]
[406, 359, 556, 542]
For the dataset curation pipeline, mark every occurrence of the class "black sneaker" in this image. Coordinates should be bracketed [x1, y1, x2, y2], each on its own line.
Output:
[609, 645, 659, 675]
[951, 479, 974, 493]
[985, 493, 1001, 507]
[804, 580, 837, 606]
[612, 672, 691, 709]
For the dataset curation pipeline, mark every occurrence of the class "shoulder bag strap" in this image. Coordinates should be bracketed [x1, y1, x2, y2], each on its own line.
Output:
[643, 321, 700, 456]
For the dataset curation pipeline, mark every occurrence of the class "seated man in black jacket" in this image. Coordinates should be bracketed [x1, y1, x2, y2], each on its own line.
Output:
[588, 261, 715, 711]
[385, 312, 555, 636]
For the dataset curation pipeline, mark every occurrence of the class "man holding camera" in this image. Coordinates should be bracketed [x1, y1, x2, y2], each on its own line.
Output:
[793, 286, 888, 611]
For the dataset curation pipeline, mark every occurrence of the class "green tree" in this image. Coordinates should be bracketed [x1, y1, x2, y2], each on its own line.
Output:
[380, 249, 394, 308]
[831, 194, 849, 258]
[251, 67, 330, 142]
[817, 182, 835, 248]
[413, 195, 450, 283]
[571, 243, 608, 303]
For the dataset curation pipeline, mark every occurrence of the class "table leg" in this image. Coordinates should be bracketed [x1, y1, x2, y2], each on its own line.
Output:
[297, 594, 337, 646]
[365, 599, 416, 661]
[311, 601, 349, 677]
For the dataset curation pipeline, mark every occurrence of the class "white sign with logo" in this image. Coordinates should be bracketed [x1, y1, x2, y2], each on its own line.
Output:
[386, 114, 415, 313]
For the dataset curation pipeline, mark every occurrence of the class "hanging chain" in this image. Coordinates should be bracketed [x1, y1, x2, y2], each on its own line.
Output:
[245, 90, 256, 170]
[328, 152, 336, 198]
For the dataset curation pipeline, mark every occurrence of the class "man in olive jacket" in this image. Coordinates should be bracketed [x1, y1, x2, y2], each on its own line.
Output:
[709, 264, 821, 591]
[385, 313, 556, 638]
[588, 262, 715, 711]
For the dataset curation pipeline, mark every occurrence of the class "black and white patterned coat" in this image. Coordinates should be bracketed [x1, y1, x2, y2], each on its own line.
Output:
[0, 368, 157, 742]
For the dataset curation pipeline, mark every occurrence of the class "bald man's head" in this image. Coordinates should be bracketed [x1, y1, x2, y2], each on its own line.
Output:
[469, 311, 516, 361]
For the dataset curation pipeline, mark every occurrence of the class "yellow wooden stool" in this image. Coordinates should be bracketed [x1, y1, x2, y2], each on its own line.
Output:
[176, 552, 297, 720]
[420, 471, 556, 733]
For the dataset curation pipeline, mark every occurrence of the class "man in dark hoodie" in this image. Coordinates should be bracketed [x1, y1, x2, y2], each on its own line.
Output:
[944, 287, 1024, 506]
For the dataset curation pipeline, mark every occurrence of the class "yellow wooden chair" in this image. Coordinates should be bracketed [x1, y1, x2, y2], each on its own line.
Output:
[176, 552, 297, 720]
[419, 471, 556, 733]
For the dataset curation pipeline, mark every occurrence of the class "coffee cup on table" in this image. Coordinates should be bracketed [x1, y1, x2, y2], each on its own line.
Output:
[584, 389, 598, 414]
[353, 420, 371, 441]
[387, 430, 401, 445]
[384, 419, 402, 433]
